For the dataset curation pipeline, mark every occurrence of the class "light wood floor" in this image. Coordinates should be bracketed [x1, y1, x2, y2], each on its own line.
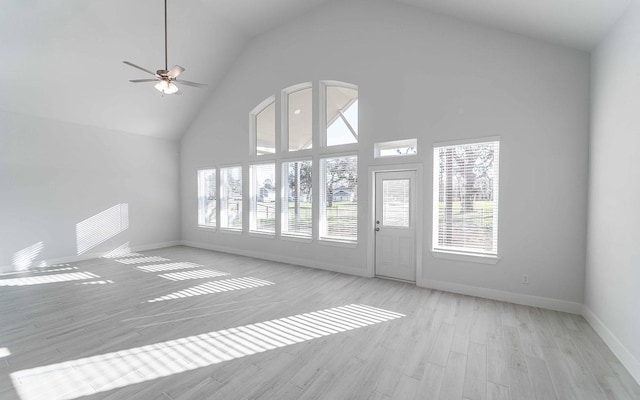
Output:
[1, 246, 638, 400]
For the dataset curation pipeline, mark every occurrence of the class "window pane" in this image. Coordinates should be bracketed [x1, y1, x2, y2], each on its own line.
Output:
[375, 138, 417, 158]
[383, 179, 410, 227]
[320, 155, 358, 241]
[251, 164, 276, 233]
[197, 169, 216, 227]
[326, 86, 358, 146]
[433, 141, 500, 255]
[288, 87, 312, 151]
[256, 101, 275, 155]
[220, 166, 243, 230]
[282, 160, 312, 237]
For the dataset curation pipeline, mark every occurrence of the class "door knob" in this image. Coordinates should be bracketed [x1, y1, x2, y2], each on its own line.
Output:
[375, 227, 380, 232]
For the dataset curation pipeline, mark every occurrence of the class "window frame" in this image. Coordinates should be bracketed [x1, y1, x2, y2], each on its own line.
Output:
[282, 82, 313, 154]
[250, 96, 276, 156]
[281, 158, 313, 240]
[319, 153, 359, 244]
[197, 168, 217, 230]
[431, 137, 501, 263]
[219, 165, 244, 232]
[320, 81, 359, 149]
[249, 162, 277, 235]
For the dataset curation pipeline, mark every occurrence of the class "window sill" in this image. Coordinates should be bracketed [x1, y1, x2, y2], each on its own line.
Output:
[197, 225, 217, 232]
[319, 238, 358, 248]
[431, 250, 500, 265]
[219, 228, 243, 235]
[249, 231, 276, 239]
[281, 235, 313, 243]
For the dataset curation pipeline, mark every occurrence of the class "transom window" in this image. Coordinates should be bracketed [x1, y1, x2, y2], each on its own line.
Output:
[319, 155, 358, 242]
[433, 139, 500, 257]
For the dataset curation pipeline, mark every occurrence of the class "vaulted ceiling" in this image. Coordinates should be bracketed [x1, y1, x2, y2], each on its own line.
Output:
[0, 0, 631, 140]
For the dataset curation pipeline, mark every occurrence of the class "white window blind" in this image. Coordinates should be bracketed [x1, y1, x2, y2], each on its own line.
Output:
[282, 160, 312, 238]
[220, 166, 243, 230]
[433, 140, 500, 256]
[197, 169, 216, 228]
[319, 155, 358, 242]
[250, 163, 276, 233]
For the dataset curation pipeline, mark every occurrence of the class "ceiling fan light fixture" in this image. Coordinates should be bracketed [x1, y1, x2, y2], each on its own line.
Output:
[155, 80, 179, 94]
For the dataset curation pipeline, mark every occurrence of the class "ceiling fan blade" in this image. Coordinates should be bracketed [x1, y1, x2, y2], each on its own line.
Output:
[175, 79, 207, 88]
[129, 79, 160, 83]
[123, 61, 158, 77]
[167, 65, 185, 79]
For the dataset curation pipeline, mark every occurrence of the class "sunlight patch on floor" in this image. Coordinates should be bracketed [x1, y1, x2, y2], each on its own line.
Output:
[0, 272, 101, 287]
[147, 277, 274, 303]
[157, 269, 230, 281]
[114, 256, 169, 265]
[10, 304, 405, 400]
[136, 262, 203, 273]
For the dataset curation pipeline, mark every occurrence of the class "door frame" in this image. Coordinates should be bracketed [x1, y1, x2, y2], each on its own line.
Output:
[367, 163, 424, 284]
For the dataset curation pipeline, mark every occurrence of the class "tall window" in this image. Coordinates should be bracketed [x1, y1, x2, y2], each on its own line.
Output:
[319, 155, 358, 242]
[433, 139, 500, 257]
[250, 163, 276, 234]
[287, 86, 312, 151]
[254, 98, 275, 155]
[325, 84, 358, 146]
[282, 160, 312, 238]
[220, 166, 243, 230]
[197, 169, 216, 228]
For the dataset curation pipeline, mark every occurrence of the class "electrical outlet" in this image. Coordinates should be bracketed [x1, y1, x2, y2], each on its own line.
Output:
[521, 274, 530, 284]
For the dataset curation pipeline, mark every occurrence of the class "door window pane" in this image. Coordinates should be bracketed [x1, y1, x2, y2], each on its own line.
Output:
[383, 179, 410, 227]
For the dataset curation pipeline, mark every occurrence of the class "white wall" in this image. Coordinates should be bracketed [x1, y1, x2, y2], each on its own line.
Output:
[586, 0, 640, 382]
[0, 110, 180, 271]
[181, 0, 590, 310]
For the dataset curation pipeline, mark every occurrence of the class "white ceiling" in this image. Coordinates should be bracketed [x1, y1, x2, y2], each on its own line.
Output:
[0, 0, 632, 140]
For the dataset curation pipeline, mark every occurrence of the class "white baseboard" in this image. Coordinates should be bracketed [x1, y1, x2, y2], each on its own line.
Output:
[0, 241, 181, 272]
[419, 279, 583, 314]
[181, 240, 369, 278]
[582, 305, 640, 385]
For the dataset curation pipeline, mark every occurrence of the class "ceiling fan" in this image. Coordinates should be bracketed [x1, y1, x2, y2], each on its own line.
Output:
[123, 0, 206, 95]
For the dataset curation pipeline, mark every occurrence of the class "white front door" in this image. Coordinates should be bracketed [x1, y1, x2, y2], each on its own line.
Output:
[374, 170, 416, 282]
